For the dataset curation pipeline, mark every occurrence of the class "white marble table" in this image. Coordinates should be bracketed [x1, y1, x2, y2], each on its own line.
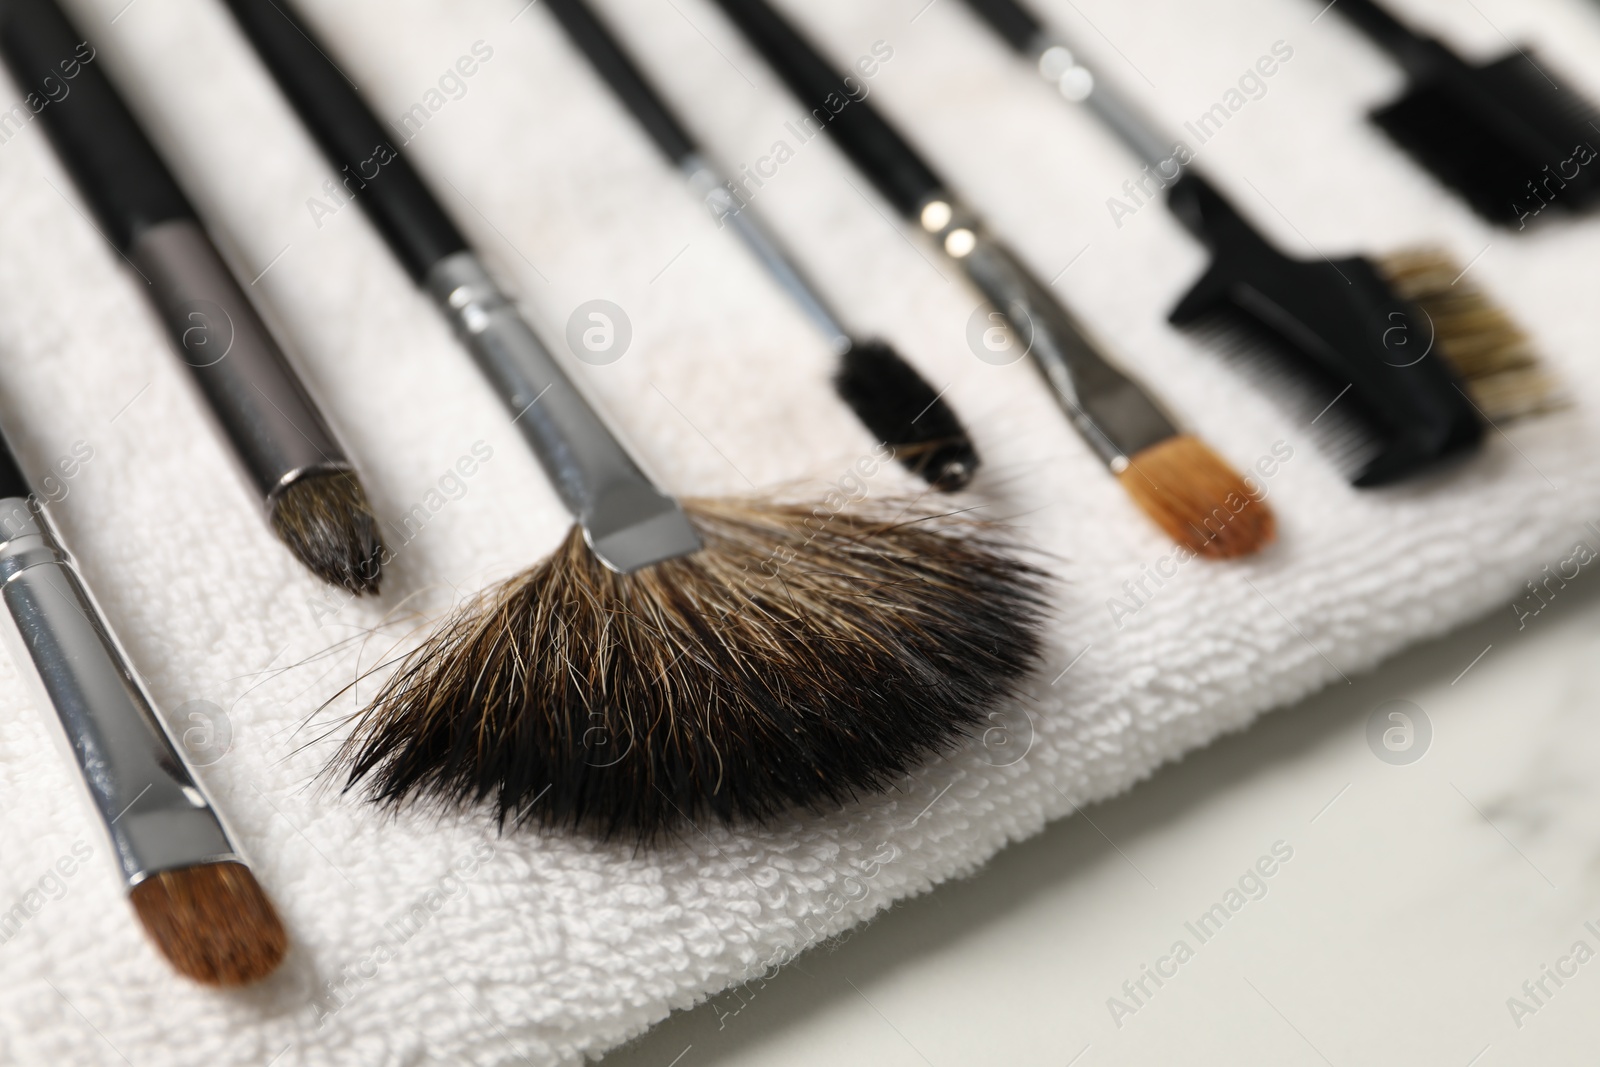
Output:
[600, 577, 1600, 1065]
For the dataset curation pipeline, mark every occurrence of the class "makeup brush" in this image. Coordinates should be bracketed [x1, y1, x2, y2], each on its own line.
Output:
[0, 425, 286, 985]
[958, 0, 1563, 484]
[1328, 0, 1600, 227]
[0, 0, 383, 593]
[546, 0, 978, 490]
[219, 0, 1048, 840]
[709, 0, 1273, 558]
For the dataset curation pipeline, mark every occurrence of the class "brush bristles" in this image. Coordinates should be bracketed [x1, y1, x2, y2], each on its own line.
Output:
[337, 497, 1047, 841]
[1379, 248, 1564, 422]
[1117, 434, 1275, 560]
[270, 470, 385, 594]
[128, 862, 287, 986]
[833, 340, 980, 491]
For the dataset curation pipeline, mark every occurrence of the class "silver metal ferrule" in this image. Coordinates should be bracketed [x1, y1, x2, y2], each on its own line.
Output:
[130, 219, 351, 507]
[683, 154, 853, 355]
[425, 251, 700, 572]
[1025, 32, 1182, 174]
[0, 497, 237, 889]
[917, 195, 1178, 467]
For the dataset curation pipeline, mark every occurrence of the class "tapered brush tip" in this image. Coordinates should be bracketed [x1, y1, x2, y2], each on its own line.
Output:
[833, 340, 980, 491]
[1117, 434, 1275, 560]
[270, 470, 385, 594]
[128, 861, 288, 986]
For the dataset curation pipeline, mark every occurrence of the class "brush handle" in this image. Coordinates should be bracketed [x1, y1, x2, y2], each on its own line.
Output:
[1328, 0, 1448, 77]
[709, 0, 941, 218]
[0, 0, 190, 250]
[218, 0, 468, 282]
[0, 492, 237, 888]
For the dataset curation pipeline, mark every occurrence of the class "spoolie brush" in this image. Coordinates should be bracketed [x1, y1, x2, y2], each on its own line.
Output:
[0, 0, 384, 594]
[1328, 0, 1600, 226]
[543, 0, 978, 491]
[957, 0, 1564, 485]
[0, 425, 286, 986]
[221, 0, 1047, 837]
[709, 0, 1273, 558]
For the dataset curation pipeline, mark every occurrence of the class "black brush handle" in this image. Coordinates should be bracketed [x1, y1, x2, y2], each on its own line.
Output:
[0, 0, 190, 250]
[0, 427, 31, 502]
[545, 0, 698, 165]
[961, 0, 1043, 54]
[1330, 0, 1451, 77]
[709, 0, 942, 218]
[218, 0, 467, 282]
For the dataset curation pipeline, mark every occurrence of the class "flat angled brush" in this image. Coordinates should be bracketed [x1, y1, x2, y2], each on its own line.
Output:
[1330, 0, 1600, 226]
[710, 0, 1273, 557]
[961, 0, 1562, 485]
[0, 422, 285, 985]
[545, 0, 978, 490]
[0, 0, 383, 593]
[219, 0, 1047, 841]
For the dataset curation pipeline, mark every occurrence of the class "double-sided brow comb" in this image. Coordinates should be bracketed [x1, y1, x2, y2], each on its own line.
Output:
[0, 424, 285, 985]
[710, 0, 1273, 558]
[219, 0, 1047, 841]
[960, 0, 1562, 484]
[0, 0, 384, 593]
[1329, 0, 1600, 226]
[545, 0, 979, 490]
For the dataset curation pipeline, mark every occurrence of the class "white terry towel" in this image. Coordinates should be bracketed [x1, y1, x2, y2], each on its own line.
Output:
[0, 0, 1596, 1062]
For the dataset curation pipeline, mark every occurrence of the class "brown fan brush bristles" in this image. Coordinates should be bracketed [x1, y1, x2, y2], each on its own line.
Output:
[336, 496, 1049, 842]
[128, 861, 288, 986]
[270, 470, 385, 594]
[1379, 248, 1565, 422]
[1116, 434, 1276, 560]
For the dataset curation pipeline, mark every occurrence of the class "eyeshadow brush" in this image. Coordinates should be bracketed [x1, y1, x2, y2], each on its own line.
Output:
[710, 0, 1274, 558]
[219, 0, 1048, 841]
[0, 421, 285, 985]
[0, 0, 384, 593]
[545, 0, 979, 490]
[958, 0, 1562, 484]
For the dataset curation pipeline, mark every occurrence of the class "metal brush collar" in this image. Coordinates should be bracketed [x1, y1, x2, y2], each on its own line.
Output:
[0, 497, 238, 888]
[426, 252, 700, 573]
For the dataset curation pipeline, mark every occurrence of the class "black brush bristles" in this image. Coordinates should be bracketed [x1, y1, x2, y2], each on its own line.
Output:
[833, 341, 980, 491]
[269, 470, 384, 594]
[1371, 50, 1600, 226]
[336, 497, 1047, 842]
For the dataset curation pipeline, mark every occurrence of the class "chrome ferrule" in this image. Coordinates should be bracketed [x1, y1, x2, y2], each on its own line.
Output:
[0, 497, 236, 888]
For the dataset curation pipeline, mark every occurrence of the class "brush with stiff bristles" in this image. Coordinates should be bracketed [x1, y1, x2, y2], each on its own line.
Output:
[0, 422, 286, 985]
[545, 0, 978, 490]
[0, 0, 383, 594]
[710, 0, 1273, 559]
[220, 0, 1048, 840]
[959, 0, 1565, 485]
[1328, 0, 1600, 227]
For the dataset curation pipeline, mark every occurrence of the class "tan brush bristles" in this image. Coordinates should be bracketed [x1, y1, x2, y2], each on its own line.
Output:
[1379, 248, 1564, 422]
[1116, 434, 1275, 560]
[128, 861, 287, 986]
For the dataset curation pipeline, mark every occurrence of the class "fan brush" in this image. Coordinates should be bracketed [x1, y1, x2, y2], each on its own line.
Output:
[710, 0, 1274, 558]
[1329, 0, 1600, 226]
[544, 0, 978, 490]
[959, 0, 1564, 485]
[0, 422, 286, 986]
[219, 0, 1048, 840]
[0, 0, 384, 593]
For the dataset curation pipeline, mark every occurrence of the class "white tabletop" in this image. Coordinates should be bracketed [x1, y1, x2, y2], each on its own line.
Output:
[600, 579, 1600, 1065]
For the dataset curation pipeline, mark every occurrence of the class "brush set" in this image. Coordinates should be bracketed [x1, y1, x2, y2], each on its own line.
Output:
[0, 0, 1583, 989]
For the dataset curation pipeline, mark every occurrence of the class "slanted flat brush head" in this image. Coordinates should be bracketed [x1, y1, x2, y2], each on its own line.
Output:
[337, 497, 1047, 842]
[128, 861, 288, 986]
[833, 340, 980, 491]
[1373, 50, 1600, 226]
